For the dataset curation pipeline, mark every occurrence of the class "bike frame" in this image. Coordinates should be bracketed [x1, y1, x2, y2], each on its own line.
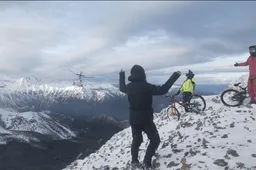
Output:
[170, 96, 199, 108]
[234, 83, 248, 98]
[170, 97, 185, 107]
[167, 95, 203, 114]
[234, 83, 247, 92]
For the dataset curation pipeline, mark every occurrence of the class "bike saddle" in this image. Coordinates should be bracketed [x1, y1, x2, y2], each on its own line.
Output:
[241, 86, 248, 90]
[234, 83, 241, 86]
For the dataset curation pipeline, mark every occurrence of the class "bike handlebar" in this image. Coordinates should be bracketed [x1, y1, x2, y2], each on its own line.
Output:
[165, 95, 175, 99]
[234, 82, 247, 90]
[234, 83, 240, 86]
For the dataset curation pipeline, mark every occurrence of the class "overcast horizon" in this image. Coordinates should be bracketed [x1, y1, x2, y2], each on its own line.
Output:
[0, 1, 255, 85]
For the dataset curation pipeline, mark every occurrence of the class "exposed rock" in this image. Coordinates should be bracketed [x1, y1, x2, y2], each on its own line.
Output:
[167, 161, 179, 168]
[161, 142, 169, 149]
[213, 159, 228, 167]
[152, 159, 160, 168]
[163, 154, 172, 158]
[227, 149, 239, 157]
[236, 162, 244, 169]
[172, 148, 184, 154]
[202, 138, 209, 149]
[195, 120, 203, 131]
[230, 122, 235, 128]
[221, 134, 228, 138]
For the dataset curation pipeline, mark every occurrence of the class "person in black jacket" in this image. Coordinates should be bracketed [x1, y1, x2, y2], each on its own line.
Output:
[119, 65, 181, 168]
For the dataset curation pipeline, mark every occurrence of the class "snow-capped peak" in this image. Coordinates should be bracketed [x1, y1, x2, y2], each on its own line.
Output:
[0, 75, 125, 110]
[18, 76, 43, 87]
[64, 74, 256, 170]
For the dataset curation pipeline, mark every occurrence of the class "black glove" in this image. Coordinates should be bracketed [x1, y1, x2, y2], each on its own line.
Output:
[119, 69, 125, 78]
[175, 71, 181, 76]
[234, 62, 239, 66]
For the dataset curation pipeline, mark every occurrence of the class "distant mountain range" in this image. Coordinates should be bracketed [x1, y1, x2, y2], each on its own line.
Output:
[0, 76, 227, 120]
[0, 75, 229, 170]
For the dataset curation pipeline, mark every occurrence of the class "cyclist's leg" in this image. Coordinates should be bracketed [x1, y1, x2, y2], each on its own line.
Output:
[183, 92, 192, 112]
[248, 78, 254, 103]
[252, 79, 256, 103]
[182, 92, 186, 103]
[187, 92, 192, 101]
[183, 92, 191, 102]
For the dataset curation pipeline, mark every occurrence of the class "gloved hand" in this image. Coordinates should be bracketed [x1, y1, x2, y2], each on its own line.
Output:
[175, 71, 181, 75]
[234, 62, 239, 66]
[119, 69, 125, 77]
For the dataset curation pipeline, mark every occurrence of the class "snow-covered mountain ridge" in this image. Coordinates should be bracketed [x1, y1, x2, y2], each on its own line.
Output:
[64, 74, 256, 170]
[0, 76, 124, 110]
[0, 108, 76, 144]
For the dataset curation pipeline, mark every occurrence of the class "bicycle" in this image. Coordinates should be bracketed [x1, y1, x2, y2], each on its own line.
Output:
[165, 94, 206, 121]
[220, 82, 248, 107]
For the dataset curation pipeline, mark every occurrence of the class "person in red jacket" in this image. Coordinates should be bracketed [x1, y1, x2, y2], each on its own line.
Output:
[234, 45, 256, 104]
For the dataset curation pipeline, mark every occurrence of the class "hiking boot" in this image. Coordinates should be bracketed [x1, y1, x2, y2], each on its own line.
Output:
[142, 159, 152, 169]
[142, 164, 153, 170]
[131, 161, 143, 169]
[249, 100, 256, 104]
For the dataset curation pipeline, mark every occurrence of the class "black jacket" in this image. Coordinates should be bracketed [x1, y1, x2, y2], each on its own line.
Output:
[119, 65, 180, 124]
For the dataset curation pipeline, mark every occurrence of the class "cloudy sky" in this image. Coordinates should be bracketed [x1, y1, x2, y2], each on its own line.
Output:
[0, 1, 255, 84]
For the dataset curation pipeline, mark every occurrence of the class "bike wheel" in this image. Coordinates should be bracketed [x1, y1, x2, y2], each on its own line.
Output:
[188, 94, 206, 112]
[220, 89, 243, 107]
[166, 106, 180, 121]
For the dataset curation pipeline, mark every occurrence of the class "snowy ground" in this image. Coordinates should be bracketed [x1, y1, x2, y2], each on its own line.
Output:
[63, 93, 256, 170]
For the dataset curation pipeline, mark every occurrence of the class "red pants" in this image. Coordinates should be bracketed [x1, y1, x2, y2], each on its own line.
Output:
[248, 78, 256, 102]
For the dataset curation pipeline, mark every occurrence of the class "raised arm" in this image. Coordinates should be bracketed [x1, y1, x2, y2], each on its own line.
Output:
[150, 71, 181, 95]
[119, 69, 127, 94]
[235, 57, 250, 66]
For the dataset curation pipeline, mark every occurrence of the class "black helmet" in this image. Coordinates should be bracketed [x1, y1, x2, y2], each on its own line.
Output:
[249, 45, 256, 57]
[186, 70, 194, 79]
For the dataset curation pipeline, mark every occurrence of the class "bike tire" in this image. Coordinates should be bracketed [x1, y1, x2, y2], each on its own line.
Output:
[188, 94, 206, 112]
[166, 106, 180, 121]
[220, 89, 243, 107]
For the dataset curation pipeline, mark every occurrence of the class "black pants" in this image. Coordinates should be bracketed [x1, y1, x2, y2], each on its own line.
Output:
[130, 121, 160, 164]
[183, 92, 192, 112]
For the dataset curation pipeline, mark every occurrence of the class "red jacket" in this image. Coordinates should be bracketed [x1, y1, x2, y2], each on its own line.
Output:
[238, 56, 256, 78]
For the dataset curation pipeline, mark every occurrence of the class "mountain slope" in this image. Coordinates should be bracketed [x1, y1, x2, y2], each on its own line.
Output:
[86, 114, 129, 129]
[0, 109, 128, 170]
[0, 117, 125, 170]
[64, 96, 256, 170]
[64, 74, 256, 170]
[0, 108, 76, 144]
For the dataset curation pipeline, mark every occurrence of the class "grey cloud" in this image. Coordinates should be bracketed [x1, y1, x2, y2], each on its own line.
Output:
[0, 1, 254, 83]
[122, 1, 256, 60]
